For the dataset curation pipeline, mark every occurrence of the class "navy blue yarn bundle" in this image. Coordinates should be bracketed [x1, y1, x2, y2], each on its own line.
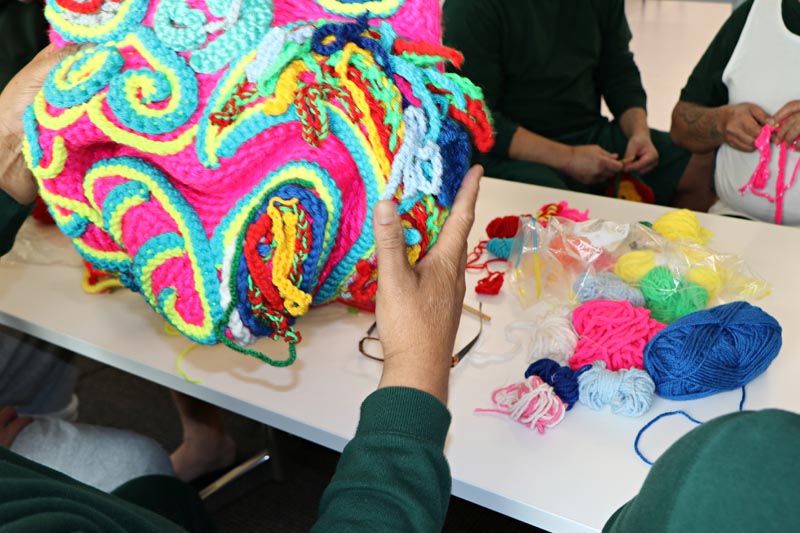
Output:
[525, 358, 588, 410]
[643, 301, 782, 400]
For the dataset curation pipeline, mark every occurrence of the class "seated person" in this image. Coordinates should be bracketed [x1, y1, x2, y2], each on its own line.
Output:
[671, 0, 800, 225]
[443, 0, 715, 210]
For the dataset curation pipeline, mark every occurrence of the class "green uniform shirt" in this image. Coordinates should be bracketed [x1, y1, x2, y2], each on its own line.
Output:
[443, 0, 647, 157]
[0, 387, 451, 532]
[680, 0, 800, 107]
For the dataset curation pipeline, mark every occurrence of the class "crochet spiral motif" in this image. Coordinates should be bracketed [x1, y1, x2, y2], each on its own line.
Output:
[25, 0, 494, 365]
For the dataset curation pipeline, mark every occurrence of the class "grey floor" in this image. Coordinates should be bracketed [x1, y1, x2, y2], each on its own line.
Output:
[74, 355, 544, 532]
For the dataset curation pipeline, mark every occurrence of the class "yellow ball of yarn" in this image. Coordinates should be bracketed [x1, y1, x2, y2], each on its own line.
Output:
[686, 266, 723, 300]
[653, 209, 713, 245]
[614, 250, 656, 283]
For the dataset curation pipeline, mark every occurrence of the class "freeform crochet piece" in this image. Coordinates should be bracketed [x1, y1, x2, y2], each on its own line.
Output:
[25, 0, 494, 365]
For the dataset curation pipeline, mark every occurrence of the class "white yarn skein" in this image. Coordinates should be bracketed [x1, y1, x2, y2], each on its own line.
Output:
[528, 306, 578, 364]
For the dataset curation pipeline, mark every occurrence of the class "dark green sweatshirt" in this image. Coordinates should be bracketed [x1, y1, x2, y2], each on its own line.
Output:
[443, 0, 647, 158]
[0, 387, 451, 532]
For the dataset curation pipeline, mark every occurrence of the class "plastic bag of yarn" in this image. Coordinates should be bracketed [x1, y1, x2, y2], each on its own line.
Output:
[25, 0, 495, 365]
[508, 217, 650, 307]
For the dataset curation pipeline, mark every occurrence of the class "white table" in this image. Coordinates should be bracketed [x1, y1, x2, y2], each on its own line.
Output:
[1, 178, 798, 533]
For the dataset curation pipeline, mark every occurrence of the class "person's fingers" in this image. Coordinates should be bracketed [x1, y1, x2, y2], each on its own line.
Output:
[0, 407, 16, 427]
[26, 44, 84, 80]
[777, 117, 800, 145]
[747, 104, 771, 126]
[6, 416, 31, 439]
[739, 116, 763, 142]
[373, 200, 413, 286]
[730, 132, 757, 152]
[602, 157, 624, 173]
[773, 101, 800, 124]
[429, 165, 482, 263]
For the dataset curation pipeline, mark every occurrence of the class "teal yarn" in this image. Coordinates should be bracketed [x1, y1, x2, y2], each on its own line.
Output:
[639, 265, 708, 323]
[573, 272, 645, 307]
[644, 301, 782, 400]
[578, 360, 655, 417]
[486, 237, 513, 259]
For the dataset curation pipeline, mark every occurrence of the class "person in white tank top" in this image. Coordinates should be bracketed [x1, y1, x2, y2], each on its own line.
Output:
[671, 0, 800, 226]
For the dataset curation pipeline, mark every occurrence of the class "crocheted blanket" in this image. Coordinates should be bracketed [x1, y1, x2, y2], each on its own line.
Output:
[24, 0, 494, 365]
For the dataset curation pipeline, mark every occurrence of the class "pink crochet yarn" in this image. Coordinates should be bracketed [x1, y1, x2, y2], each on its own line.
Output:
[474, 376, 566, 434]
[569, 300, 666, 371]
[26, 0, 494, 365]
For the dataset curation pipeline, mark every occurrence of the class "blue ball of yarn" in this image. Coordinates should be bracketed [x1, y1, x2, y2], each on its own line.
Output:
[578, 360, 655, 417]
[573, 272, 645, 307]
[487, 237, 514, 260]
[644, 301, 782, 400]
[525, 358, 583, 410]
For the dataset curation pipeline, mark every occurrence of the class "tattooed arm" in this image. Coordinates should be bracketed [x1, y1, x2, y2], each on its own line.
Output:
[671, 101, 772, 154]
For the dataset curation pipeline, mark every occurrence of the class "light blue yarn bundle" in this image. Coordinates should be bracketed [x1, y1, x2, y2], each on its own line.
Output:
[486, 237, 514, 259]
[573, 272, 645, 307]
[643, 301, 782, 400]
[578, 360, 655, 417]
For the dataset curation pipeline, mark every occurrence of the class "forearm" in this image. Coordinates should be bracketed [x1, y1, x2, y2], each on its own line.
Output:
[508, 126, 573, 172]
[618, 107, 650, 139]
[670, 101, 727, 153]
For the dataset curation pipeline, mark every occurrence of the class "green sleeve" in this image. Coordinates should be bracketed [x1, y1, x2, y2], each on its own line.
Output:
[443, 0, 518, 158]
[0, 447, 188, 533]
[0, 190, 33, 257]
[679, 1, 753, 107]
[604, 409, 800, 533]
[313, 387, 452, 532]
[596, 0, 647, 118]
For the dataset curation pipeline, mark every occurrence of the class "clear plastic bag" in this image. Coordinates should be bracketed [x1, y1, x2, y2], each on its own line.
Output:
[507, 216, 770, 317]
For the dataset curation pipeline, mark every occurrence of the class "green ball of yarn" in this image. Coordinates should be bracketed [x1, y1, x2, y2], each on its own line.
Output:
[639, 266, 708, 323]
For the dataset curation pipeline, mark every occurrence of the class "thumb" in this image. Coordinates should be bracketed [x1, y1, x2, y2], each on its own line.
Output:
[28, 44, 86, 81]
[373, 201, 412, 286]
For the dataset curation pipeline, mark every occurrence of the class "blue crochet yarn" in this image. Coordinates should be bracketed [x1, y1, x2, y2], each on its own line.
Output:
[644, 301, 782, 400]
[525, 358, 585, 410]
[486, 237, 513, 260]
[578, 360, 655, 417]
[435, 118, 469, 208]
[574, 271, 645, 307]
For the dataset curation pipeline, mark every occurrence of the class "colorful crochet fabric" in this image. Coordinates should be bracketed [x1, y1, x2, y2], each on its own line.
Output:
[26, 0, 494, 365]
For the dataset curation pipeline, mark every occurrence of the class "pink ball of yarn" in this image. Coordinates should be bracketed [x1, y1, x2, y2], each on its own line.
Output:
[474, 376, 566, 434]
[569, 300, 666, 371]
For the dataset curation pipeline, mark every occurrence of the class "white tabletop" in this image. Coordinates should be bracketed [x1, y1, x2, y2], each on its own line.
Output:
[1, 178, 798, 533]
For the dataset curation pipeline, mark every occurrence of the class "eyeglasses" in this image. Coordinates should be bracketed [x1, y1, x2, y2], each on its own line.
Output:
[358, 303, 487, 368]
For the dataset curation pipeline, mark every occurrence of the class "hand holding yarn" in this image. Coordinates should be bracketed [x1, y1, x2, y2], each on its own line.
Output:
[0, 44, 82, 204]
[376, 166, 481, 404]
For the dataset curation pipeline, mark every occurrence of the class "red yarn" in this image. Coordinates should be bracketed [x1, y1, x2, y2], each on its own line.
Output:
[31, 196, 55, 225]
[392, 39, 464, 69]
[486, 215, 521, 239]
[475, 271, 504, 295]
[55, 0, 109, 14]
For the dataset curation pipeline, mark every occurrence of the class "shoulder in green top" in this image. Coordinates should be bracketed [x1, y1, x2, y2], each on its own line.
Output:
[604, 409, 800, 533]
[680, 0, 800, 107]
[443, 0, 646, 157]
[0, 387, 452, 532]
